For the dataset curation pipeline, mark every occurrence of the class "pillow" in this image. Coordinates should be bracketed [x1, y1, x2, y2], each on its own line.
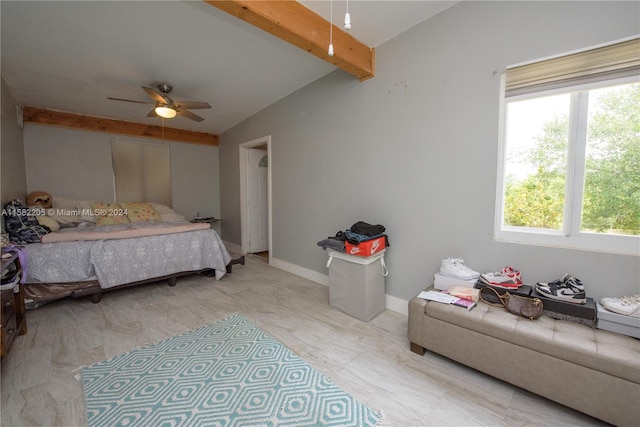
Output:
[78, 200, 97, 222]
[148, 202, 174, 215]
[51, 195, 82, 224]
[148, 202, 186, 222]
[160, 213, 187, 222]
[36, 215, 60, 232]
[119, 202, 162, 223]
[92, 202, 130, 226]
[52, 195, 98, 224]
[52, 195, 85, 211]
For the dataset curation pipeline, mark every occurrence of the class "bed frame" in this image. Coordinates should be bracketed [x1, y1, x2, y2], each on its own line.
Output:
[24, 256, 245, 305]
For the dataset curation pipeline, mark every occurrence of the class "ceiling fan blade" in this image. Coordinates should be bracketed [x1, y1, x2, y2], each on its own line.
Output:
[176, 108, 204, 122]
[176, 101, 211, 110]
[147, 109, 159, 118]
[142, 86, 171, 105]
[107, 97, 154, 105]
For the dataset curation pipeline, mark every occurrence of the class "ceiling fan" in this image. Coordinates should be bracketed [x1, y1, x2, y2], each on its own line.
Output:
[108, 83, 211, 122]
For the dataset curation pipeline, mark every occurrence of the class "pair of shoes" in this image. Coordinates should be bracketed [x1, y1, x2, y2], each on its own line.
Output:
[600, 295, 640, 317]
[536, 274, 586, 304]
[500, 266, 522, 285]
[478, 271, 520, 289]
[439, 258, 480, 281]
[478, 266, 523, 289]
[559, 273, 584, 290]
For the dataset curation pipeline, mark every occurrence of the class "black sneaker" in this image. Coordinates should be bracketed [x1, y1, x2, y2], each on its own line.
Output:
[536, 278, 586, 304]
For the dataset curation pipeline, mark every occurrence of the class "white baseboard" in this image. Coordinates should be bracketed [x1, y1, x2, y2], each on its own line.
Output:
[270, 257, 329, 286]
[223, 241, 242, 255]
[270, 257, 408, 315]
[385, 294, 408, 316]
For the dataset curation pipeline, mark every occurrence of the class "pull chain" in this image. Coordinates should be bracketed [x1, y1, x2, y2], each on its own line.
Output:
[328, 0, 334, 57]
[344, 0, 351, 30]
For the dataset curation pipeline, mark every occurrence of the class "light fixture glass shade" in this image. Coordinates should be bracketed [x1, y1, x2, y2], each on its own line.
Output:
[155, 106, 176, 119]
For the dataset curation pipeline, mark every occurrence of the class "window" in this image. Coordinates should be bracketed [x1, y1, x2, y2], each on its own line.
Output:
[496, 38, 640, 255]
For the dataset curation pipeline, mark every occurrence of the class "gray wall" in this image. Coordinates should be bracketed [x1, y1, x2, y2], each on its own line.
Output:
[1, 76, 27, 205]
[219, 1, 640, 301]
[23, 125, 220, 219]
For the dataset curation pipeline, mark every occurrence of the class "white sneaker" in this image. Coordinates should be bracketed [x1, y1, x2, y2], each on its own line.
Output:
[453, 258, 481, 279]
[600, 295, 640, 318]
[440, 258, 480, 281]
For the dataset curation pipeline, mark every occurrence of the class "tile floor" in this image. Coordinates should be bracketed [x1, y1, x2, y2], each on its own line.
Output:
[1, 255, 606, 426]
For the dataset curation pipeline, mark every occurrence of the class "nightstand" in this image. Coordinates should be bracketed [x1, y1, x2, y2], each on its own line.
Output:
[1, 252, 27, 363]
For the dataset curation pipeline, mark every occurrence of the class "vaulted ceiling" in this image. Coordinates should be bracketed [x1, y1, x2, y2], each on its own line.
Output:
[1, 1, 456, 144]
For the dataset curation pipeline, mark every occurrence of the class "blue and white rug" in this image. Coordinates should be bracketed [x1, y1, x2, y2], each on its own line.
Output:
[81, 313, 382, 426]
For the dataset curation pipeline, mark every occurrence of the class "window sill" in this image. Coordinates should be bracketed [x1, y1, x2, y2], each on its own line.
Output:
[495, 229, 640, 256]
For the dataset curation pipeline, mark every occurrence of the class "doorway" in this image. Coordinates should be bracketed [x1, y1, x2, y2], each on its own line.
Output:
[239, 136, 272, 263]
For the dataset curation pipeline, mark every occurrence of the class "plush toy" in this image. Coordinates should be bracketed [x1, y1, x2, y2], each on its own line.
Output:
[27, 191, 52, 208]
[26, 191, 60, 232]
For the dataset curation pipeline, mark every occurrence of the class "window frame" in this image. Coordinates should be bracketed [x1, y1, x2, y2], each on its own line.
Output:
[495, 75, 640, 256]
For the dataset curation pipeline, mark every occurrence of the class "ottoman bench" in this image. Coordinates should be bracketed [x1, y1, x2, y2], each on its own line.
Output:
[408, 290, 640, 426]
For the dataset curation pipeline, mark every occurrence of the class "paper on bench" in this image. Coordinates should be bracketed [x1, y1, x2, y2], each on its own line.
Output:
[417, 290, 477, 311]
[417, 290, 458, 304]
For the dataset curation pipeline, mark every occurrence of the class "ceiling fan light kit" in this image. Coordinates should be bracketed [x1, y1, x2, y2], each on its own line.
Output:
[155, 105, 176, 119]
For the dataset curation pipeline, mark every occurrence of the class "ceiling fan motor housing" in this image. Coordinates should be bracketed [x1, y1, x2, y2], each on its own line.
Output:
[157, 83, 173, 97]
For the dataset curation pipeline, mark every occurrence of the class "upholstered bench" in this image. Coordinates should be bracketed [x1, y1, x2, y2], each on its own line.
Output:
[408, 290, 640, 426]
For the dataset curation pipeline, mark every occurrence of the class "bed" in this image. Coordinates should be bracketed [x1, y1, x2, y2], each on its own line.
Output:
[5, 196, 244, 307]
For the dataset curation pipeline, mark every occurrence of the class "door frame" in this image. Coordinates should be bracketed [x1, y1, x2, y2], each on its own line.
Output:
[239, 136, 272, 262]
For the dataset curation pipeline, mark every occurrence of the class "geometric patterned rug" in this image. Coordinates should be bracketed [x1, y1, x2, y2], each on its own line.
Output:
[81, 313, 382, 426]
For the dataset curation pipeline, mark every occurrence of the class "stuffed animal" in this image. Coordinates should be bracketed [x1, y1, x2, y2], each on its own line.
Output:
[27, 191, 52, 208]
[25, 191, 60, 232]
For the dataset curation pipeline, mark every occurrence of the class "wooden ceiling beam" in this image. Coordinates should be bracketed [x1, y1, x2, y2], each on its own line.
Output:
[205, 0, 375, 81]
[22, 107, 219, 146]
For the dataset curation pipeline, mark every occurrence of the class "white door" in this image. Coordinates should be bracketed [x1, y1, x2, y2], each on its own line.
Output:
[248, 149, 269, 253]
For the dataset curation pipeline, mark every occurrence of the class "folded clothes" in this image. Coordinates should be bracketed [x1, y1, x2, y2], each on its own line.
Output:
[344, 231, 390, 248]
[344, 230, 385, 244]
[319, 222, 389, 253]
[350, 221, 385, 236]
[316, 238, 346, 252]
[333, 231, 347, 241]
